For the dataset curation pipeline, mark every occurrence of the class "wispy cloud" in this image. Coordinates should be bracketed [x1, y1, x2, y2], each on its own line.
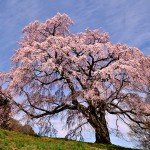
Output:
[0, 0, 44, 71]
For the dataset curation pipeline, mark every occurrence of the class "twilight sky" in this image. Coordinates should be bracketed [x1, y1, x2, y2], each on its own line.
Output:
[0, 0, 150, 148]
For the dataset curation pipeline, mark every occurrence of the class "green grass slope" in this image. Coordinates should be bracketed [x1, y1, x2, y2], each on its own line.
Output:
[0, 129, 138, 150]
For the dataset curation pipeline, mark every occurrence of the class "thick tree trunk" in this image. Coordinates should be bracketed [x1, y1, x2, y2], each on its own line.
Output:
[76, 100, 111, 144]
[95, 122, 111, 144]
[88, 109, 111, 144]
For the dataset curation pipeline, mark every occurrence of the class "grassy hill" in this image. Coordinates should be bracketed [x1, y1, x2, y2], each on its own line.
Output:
[0, 129, 138, 150]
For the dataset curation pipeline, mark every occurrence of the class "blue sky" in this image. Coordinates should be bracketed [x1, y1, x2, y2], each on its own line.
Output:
[0, 0, 150, 148]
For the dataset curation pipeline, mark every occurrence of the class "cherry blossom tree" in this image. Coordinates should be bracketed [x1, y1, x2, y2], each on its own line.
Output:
[0, 13, 150, 144]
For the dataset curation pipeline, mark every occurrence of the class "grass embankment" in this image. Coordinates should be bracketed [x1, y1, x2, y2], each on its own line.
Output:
[0, 129, 138, 150]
